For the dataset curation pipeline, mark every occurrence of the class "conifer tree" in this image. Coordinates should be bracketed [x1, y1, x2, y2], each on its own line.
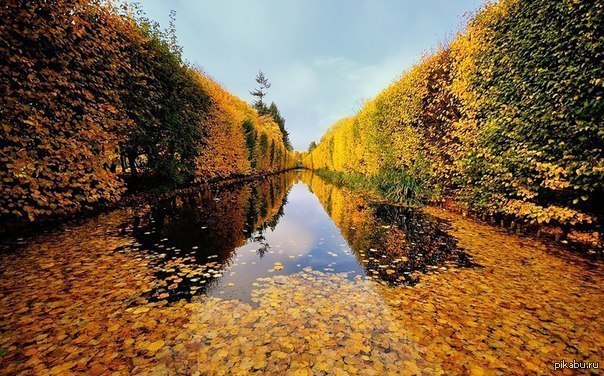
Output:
[250, 70, 271, 114]
[268, 102, 292, 151]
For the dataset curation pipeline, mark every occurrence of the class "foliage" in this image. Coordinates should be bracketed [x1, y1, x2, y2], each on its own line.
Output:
[1, 0, 133, 222]
[449, 0, 603, 228]
[121, 18, 210, 185]
[267, 102, 292, 151]
[194, 74, 295, 181]
[0, 0, 294, 225]
[314, 168, 430, 205]
[304, 0, 603, 230]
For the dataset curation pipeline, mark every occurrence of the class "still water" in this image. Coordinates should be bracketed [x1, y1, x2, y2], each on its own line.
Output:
[1, 171, 602, 375]
[118, 171, 471, 305]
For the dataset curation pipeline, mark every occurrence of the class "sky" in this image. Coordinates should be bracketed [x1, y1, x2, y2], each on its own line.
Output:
[136, 0, 485, 150]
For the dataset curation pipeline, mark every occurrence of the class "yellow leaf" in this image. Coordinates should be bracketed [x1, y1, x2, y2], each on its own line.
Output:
[146, 340, 165, 353]
[132, 307, 149, 314]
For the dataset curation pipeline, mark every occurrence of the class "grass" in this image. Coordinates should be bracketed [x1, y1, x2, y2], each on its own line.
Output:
[314, 167, 431, 206]
[313, 168, 372, 190]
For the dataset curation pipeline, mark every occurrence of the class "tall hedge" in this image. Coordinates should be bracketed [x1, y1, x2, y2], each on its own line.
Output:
[0, 0, 294, 225]
[454, 0, 603, 227]
[305, 0, 603, 230]
[1, 0, 135, 221]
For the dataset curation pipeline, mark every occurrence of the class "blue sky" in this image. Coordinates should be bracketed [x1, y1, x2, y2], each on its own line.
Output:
[136, 0, 485, 150]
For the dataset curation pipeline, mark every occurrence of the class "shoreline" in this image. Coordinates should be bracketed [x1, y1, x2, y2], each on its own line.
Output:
[307, 168, 602, 257]
[0, 168, 303, 237]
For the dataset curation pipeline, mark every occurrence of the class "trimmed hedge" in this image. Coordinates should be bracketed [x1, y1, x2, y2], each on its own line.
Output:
[0, 0, 294, 224]
[305, 0, 603, 231]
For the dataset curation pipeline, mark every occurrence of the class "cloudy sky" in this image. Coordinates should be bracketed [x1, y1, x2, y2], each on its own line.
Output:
[136, 0, 485, 150]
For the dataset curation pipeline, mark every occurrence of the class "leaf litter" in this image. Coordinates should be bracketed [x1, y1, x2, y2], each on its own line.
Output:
[0, 179, 602, 375]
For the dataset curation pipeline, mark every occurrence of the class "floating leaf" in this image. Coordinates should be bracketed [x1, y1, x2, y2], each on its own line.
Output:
[146, 340, 165, 353]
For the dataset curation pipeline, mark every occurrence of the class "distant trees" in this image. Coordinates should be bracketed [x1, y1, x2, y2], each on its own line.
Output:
[250, 71, 292, 151]
[194, 72, 295, 182]
[250, 71, 271, 114]
[267, 102, 292, 151]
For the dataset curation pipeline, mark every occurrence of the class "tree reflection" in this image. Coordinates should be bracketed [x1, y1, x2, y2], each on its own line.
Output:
[303, 170, 476, 285]
[118, 173, 296, 301]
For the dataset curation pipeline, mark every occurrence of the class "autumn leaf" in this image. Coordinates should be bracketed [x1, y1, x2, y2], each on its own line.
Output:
[146, 340, 165, 353]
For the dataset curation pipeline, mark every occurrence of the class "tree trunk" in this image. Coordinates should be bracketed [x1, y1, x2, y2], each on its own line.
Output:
[128, 152, 138, 176]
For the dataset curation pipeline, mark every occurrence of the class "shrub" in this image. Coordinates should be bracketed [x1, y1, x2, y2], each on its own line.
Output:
[305, 0, 603, 231]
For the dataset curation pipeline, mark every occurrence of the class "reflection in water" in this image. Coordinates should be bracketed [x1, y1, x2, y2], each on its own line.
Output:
[116, 174, 292, 303]
[115, 170, 473, 303]
[1, 171, 603, 375]
[304, 171, 476, 285]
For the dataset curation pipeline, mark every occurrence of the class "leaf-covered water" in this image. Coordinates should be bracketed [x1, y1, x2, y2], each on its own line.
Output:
[112, 171, 473, 304]
[1, 171, 602, 374]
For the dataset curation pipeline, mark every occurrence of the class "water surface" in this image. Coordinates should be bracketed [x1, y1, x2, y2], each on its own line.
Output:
[114, 171, 470, 304]
[1, 171, 602, 375]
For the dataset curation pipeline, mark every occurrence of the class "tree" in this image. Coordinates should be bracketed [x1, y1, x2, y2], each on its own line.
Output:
[250, 70, 271, 114]
[122, 16, 209, 185]
[268, 102, 292, 151]
[308, 142, 317, 152]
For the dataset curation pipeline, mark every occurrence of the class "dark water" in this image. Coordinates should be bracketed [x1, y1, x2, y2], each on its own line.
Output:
[115, 170, 473, 304]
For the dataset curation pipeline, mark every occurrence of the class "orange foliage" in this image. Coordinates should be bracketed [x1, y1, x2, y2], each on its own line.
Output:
[0, 0, 295, 225]
[0, 0, 136, 221]
[195, 72, 296, 182]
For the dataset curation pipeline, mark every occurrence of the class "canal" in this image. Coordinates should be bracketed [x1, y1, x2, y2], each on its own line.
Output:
[1, 171, 602, 374]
